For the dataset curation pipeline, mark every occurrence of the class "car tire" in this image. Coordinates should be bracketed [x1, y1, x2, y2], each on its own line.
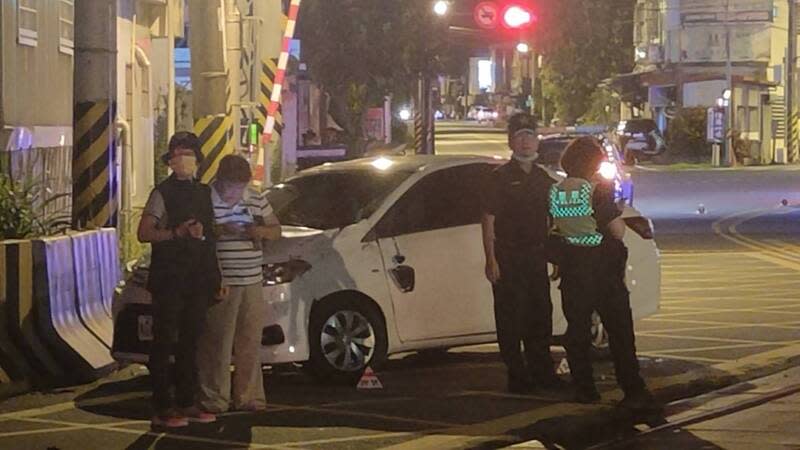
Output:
[590, 311, 611, 360]
[306, 296, 388, 385]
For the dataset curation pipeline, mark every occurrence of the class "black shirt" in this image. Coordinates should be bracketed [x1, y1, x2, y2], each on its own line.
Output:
[591, 177, 623, 232]
[146, 175, 221, 294]
[483, 160, 556, 248]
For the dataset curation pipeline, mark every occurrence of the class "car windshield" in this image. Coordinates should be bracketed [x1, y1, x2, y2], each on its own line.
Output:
[265, 170, 412, 230]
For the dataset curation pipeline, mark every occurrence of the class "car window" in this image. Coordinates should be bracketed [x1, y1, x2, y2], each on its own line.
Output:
[624, 120, 657, 133]
[266, 170, 411, 230]
[375, 164, 493, 238]
[536, 139, 570, 168]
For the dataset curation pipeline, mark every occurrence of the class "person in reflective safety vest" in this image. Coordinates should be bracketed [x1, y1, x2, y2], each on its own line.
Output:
[550, 136, 657, 411]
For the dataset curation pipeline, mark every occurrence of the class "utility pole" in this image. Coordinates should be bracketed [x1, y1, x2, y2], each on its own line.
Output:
[788, 0, 797, 162]
[225, 0, 242, 150]
[189, 0, 233, 183]
[167, 0, 176, 138]
[724, 0, 734, 166]
[73, 0, 118, 228]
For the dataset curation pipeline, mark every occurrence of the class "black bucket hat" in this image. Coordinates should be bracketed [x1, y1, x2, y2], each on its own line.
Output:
[161, 131, 204, 164]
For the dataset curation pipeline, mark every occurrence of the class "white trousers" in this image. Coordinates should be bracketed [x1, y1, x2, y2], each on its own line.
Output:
[197, 283, 267, 412]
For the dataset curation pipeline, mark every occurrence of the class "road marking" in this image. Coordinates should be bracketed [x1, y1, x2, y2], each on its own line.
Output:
[637, 352, 728, 364]
[378, 403, 601, 450]
[650, 341, 782, 354]
[649, 309, 800, 318]
[636, 332, 793, 346]
[266, 402, 460, 429]
[277, 430, 419, 447]
[11, 416, 298, 450]
[0, 392, 149, 420]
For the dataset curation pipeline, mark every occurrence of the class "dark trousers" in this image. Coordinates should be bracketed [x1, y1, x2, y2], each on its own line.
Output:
[492, 248, 556, 383]
[559, 238, 645, 394]
[149, 283, 210, 411]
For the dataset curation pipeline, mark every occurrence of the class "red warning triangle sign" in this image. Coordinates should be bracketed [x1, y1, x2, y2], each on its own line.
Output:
[357, 366, 383, 390]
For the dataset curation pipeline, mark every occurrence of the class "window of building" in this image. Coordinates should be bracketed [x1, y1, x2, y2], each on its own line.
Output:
[59, 0, 75, 55]
[18, 0, 38, 47]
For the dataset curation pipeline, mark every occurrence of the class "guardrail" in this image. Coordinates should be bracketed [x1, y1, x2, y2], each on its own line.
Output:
[0, 229, 120, 398]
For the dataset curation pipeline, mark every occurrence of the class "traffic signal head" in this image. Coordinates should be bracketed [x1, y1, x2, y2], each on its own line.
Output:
[501, 3, 535, 29]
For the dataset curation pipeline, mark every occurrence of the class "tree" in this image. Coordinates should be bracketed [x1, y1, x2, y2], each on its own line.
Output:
[535, 0, 635, 123]
[298, 0, 461, 152]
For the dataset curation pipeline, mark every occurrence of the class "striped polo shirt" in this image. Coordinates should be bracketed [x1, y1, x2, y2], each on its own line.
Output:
[212, 185, 276, 286]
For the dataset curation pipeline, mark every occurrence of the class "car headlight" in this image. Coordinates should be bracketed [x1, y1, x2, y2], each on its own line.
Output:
[598, 161, 618, 180]
[263, 259, 311, 286]
[492, 111, 499, 118]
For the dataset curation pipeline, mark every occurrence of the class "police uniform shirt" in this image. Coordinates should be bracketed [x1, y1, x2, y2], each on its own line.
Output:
[483, 159, 556, 248]
[592, 178, 623, 235]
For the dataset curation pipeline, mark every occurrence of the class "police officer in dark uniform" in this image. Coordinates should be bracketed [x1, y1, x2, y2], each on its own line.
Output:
[481, 113, 564, 394]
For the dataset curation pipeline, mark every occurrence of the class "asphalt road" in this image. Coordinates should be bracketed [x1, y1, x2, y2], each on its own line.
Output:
[0, 123, 798, 449]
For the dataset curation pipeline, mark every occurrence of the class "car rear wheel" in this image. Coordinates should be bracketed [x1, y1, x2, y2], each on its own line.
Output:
[307, 297, 388, 385]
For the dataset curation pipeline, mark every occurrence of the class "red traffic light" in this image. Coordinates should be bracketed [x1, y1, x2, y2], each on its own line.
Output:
[501, 4, 535, 29]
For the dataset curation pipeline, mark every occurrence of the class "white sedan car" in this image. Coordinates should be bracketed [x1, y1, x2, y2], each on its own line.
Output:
[113, 156, 660, 384]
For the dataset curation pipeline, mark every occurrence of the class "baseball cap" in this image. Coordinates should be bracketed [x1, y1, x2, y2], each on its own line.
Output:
[508, 113, 537, 137]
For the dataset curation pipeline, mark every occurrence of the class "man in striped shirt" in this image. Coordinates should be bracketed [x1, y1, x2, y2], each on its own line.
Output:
[197, 154, 281, 413]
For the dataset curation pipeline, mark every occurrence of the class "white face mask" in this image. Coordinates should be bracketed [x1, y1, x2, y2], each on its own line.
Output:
[170, 155, 198, 178]
[512, 153, 538, 163]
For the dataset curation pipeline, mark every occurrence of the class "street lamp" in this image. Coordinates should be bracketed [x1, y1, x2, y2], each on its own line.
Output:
[433, 0, 449, 16]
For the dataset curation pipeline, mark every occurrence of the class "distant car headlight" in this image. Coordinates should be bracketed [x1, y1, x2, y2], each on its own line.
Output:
[263, 259, 311, 286]
[598, 161, 618, 180]
[492, 111, 499, 118]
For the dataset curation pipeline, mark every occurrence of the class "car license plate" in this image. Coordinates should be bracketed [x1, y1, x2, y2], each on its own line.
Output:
[138, 315, 154, 341]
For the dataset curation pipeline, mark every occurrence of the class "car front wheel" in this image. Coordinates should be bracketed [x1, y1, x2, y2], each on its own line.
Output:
[307, 297, 388, 384]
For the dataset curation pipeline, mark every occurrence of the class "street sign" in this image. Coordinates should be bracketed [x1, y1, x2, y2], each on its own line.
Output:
[474, 1, 500, 30]
[707, 107, 725, 143]
[682, 10, 772, 24]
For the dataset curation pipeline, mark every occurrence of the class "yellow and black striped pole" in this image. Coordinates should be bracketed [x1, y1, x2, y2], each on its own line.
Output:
[193, 115, 235, 184]
[72, 101, 117, 229]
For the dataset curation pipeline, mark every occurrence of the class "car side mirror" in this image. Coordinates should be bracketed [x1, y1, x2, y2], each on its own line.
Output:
[389, 265, 415, 293]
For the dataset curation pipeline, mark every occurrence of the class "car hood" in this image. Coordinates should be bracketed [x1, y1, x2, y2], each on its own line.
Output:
[263, 225, 334, 264]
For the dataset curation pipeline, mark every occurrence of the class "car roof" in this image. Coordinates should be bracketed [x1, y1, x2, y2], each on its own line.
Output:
[297, 154, 505, 176]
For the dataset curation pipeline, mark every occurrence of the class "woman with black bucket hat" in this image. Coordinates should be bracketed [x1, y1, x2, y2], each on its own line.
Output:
[137, 131, 222, 428]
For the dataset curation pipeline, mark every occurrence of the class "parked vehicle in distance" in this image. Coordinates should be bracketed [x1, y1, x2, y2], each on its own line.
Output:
[467, 105, 498, 123]
[615, 119, 667, 165]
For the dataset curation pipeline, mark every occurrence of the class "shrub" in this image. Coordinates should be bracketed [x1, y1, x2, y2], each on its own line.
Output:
[0, 172, 70, 240]
[666, 108, 711, 161]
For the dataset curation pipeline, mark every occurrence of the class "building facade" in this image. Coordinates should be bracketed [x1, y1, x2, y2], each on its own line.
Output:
[615, 0, 793, 163]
